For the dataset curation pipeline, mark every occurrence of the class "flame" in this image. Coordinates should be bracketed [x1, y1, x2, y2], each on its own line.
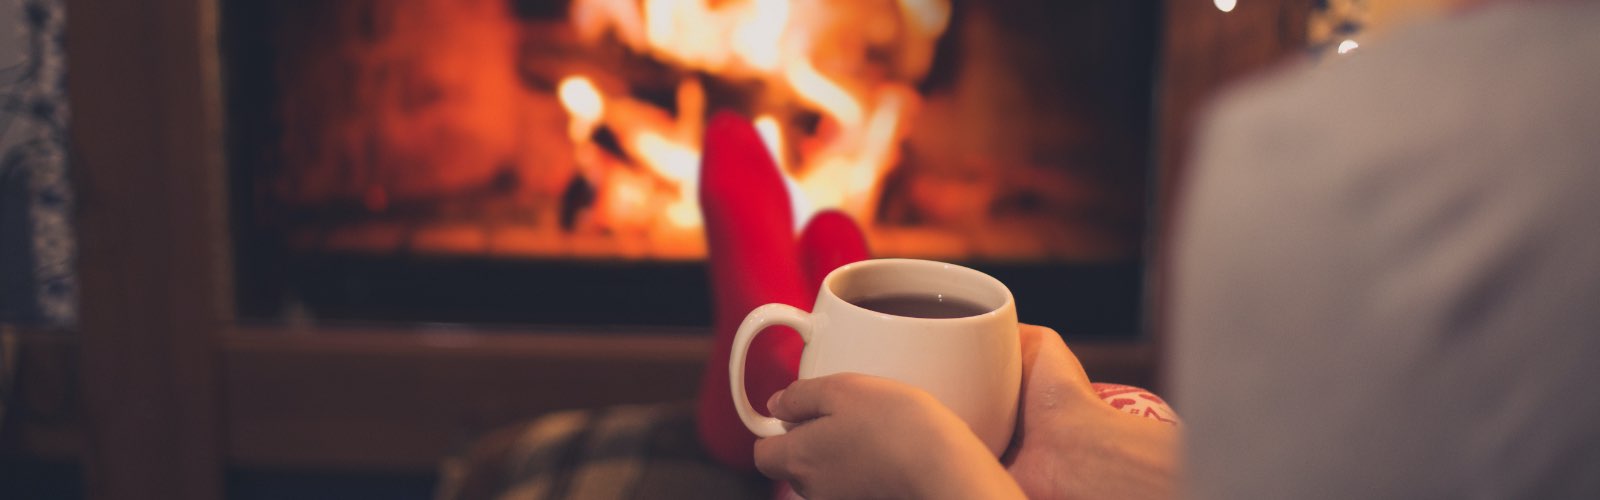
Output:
[753, 115, 785, 168]
[633, 131, 703, 228]
[557, 76, 605, 141]
[898, 0, 952, 35]
[756, 115, 815, 230]
[566, 0, 950, 232]
[626, 79, 706, 229]
[794, 88, 911, 223]
[784, 58, 863, 133]
[732, 0, 791, 72]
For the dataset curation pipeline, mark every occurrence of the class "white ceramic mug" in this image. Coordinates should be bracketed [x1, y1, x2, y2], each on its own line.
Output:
[728, 258, 1021, 456]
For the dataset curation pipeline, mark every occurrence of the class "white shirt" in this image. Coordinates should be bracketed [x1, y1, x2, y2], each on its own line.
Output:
[1169, 2, 1600, 498]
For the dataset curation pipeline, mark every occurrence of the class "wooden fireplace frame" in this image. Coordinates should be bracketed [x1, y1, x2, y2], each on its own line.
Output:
[1, 0, 1309, 498]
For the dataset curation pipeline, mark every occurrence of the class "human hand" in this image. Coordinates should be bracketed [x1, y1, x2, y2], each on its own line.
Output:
[753, 373, 1025, 500]
[1002, 325, 1180, 500]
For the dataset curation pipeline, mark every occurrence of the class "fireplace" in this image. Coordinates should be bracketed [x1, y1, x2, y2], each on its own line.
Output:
[224, 0, 1158, 334]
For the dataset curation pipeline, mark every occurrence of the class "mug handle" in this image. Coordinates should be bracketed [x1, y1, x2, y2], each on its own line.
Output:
[729, 303, 813, 437]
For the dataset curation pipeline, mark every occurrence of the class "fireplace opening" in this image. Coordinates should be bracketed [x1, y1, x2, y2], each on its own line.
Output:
[224, 0, 1159, 335]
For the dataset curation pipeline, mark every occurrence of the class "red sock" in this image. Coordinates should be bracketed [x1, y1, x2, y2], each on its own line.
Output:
[797, 210, 871, 299]
[695, 111, 809, 471]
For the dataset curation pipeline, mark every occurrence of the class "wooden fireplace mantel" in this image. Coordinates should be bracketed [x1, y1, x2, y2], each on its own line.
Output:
[0, 0, 1307, 498]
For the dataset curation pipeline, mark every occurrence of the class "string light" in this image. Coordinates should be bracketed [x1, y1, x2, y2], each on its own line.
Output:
[1310, 1, 1368, 60]
[1215, 0, 1237, 13]
[1337, 39, 1359, 54]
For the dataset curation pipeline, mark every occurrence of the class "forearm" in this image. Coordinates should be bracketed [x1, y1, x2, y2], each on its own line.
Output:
[1057, 410, 1180, 500]
[917, 443, 1028, 500]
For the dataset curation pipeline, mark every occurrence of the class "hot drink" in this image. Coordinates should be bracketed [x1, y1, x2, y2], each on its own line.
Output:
[851, 294, 992, 319]
[731, 259, 1020, 455]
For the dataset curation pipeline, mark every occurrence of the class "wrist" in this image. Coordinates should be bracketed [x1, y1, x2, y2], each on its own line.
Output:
[1052, 405, 1181, 500]
[912, 428, 1027, 500]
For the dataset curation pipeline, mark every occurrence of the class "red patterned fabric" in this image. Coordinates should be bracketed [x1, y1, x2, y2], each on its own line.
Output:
[1092, 383, 1180, 426]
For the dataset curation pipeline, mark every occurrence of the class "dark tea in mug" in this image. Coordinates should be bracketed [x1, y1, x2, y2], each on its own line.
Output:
[850, 294, 992, 319]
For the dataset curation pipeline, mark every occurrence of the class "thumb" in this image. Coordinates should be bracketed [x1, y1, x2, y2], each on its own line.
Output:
[1017, 324, 1098, 410]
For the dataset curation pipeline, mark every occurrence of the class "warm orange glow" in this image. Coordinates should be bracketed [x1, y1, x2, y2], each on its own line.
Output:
[636, 132, 700, 186]
[899, 0, 952, 39]
[566, 0, 950, 232]
[784, 59, 864, 132]
[557, 76, 605, 141]
[588, 78, 709, 230]
[753, 115, 785, 167]
[732, 0, 790, 72]
[634, 131, 703, 229]
[629, 0, 791, 74]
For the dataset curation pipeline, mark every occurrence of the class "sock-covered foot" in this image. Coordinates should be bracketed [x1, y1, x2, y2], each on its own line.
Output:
[695, 111, 810, 471]
[796, 210, 871, 299]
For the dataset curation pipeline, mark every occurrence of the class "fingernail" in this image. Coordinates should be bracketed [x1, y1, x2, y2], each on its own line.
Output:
[766, 390, 785, 413]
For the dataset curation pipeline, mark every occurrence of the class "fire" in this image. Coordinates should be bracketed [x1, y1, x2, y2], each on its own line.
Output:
[558, 75, 709, 230]
[557, 76, 605, 142]
[563, 0, 951, 232]
[753, 115, 785, 168]
[731, 0, 791, 71]
[784, 58, 863, 132]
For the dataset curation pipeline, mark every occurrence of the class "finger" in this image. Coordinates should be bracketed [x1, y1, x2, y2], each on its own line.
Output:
[767, 375, 838, 423]
[767, 373, 873, 423]
[753, 434, 797, 481]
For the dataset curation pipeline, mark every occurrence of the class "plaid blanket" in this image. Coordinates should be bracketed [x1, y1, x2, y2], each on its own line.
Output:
[437, 402, 770, 500]
[438, 387, 1177, 500]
